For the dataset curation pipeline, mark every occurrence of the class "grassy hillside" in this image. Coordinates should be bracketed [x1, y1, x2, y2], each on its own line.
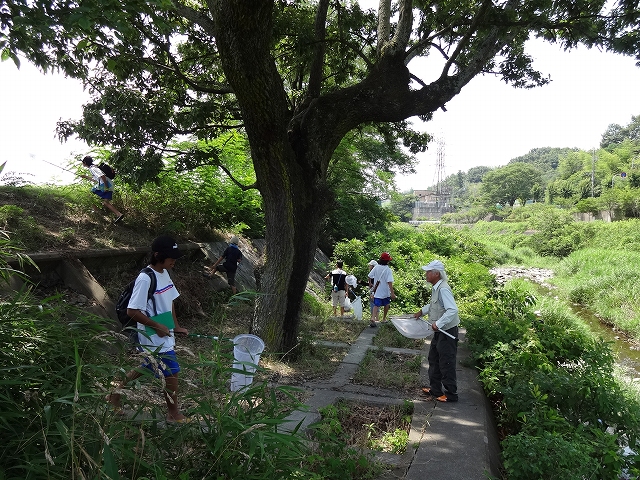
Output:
[0, 184, 221, 253]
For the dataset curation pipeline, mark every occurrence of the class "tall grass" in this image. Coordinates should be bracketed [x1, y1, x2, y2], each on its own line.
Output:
[552, 248, 640, 338]
[0, 215, 383, 480]
[0, 284, 386, 479]
[467, 213, 640, 340]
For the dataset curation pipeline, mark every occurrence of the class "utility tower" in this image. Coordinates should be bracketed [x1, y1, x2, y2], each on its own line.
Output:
[432, 137, 447, 206]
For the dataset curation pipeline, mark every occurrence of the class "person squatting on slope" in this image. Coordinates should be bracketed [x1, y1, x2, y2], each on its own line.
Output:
[79, 155, 124, 224]
[325, 260, 349, 316]
[107, 235, 190, 422]
[413, 260, 459, 403]
[204, 236, 243, 294]
[368, 252, 395, 327]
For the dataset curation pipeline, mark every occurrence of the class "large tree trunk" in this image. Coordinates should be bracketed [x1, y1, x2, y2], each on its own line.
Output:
[211, 0, 332, 354]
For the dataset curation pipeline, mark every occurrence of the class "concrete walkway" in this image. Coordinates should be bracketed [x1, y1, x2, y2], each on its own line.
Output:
[282, 320, 502, 479]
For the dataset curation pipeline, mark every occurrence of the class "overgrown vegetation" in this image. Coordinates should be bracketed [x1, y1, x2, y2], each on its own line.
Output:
[314, 399, 414, 455]
[0, 266, 387, 479]
[469, 210, 640, 340]
[465, 283, 640, 479]
[6, 178, 640, 478]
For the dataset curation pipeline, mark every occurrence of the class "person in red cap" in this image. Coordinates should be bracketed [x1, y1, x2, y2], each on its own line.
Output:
[367, 252, 396, 327]
[107, 235, 190, 423]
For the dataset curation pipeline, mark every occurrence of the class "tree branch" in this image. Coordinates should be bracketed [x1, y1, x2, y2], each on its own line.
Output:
[170, 0, 217, 37]
[307, 0, 329, 99]
[441, 0, 493, 77]
[385, 0, 413, 55]
[376, 0, 391, 56]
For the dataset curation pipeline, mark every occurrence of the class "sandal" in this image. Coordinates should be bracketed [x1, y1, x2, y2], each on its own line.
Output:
[435, 394, 458, 403]
[421, 387, 441, 398]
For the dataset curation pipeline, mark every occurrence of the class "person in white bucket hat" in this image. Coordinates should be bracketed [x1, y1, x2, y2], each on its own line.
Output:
[413, 259, 459, 402]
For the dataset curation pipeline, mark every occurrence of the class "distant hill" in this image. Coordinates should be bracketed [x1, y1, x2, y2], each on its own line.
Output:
[508, 147, 578, 184]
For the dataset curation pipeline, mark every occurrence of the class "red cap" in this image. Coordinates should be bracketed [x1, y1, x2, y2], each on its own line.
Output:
[380, 252, 392, 261]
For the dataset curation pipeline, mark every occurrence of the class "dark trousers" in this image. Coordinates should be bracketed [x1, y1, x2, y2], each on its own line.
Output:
[427, 326, 459, 400]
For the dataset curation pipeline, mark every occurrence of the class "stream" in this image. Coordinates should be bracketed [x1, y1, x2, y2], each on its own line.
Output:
[490, 267, 640, 380]
[572, 305, 640, 379]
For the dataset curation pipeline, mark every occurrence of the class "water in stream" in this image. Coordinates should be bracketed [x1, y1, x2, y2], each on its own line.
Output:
[491, 267, 640, 379]
[571, 304, 640, 379]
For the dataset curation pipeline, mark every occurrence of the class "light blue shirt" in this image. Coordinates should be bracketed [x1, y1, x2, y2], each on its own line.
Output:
[420, 279, 459, 330]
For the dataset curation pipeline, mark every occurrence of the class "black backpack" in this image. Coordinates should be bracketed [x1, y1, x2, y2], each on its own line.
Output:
[98, 162, 116, 180]
[116, 267, 157, 343]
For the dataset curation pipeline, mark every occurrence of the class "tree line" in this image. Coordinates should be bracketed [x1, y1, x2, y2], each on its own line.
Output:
[398, 115, 640, 223]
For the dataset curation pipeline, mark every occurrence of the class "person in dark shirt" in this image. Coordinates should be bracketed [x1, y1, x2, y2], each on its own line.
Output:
[204, 236, 243, 294]
[325, 260, 349, 316]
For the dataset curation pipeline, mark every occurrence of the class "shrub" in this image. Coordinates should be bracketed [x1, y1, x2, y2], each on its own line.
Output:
[468, 286, 640, 479]
[502, 430, 601, 480]
[0, 205, 49, 251]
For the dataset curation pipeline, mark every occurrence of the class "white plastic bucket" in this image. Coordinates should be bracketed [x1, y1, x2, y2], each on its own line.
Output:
[230, 334, 265, 391]
[352, 296, 363, 321]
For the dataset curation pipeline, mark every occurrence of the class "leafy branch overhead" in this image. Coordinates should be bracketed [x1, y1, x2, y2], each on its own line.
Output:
[3, 0, 639, 177]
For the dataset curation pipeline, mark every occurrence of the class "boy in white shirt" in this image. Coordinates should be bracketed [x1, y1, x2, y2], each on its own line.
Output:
[368, 252, 396, 327]
[107, 236, 189, 422]
[80, 155, 124, 224]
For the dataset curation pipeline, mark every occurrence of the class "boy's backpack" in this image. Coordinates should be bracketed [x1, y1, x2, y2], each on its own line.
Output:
[98, 162, 116, 180]
[116, 267, 157, 343]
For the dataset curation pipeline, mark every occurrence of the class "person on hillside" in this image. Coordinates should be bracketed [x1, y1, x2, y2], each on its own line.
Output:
[107, 235, 190, 422]
[413, 260, 459, 403]
[79, 155, 124, 224]
[204, 236, 243, 294]
[325, 260, 349, 316]
[367, 259, 378, 316]
[368, 252, 395, 327]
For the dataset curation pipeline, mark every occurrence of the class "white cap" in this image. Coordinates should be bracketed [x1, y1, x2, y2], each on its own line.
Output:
[345, 275, 357, 287]
[421, 260, 445, 272]
[368, 260, 378, 267]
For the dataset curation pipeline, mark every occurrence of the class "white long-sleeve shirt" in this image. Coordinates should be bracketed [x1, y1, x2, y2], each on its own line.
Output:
[420, 279, 459, 330]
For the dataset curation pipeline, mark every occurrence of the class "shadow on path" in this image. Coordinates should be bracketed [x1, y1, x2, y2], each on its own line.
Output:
[282, 318, 502, 479]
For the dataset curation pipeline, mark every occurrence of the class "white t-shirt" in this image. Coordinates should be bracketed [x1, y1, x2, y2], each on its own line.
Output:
[128, 267, 180, 352]
[368, 264, 394, 299]
[88, 164, 113, 191]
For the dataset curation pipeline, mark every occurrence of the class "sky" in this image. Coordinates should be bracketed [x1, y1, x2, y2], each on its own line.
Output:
[400, 39, 640, 191]
[1, 34, 640, 191]
[1, 60, 89, 185]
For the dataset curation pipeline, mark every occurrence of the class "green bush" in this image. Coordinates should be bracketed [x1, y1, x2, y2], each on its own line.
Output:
[466, 286, 640, 479]
[0, 205, 49, 251]
[502, 430, 601, 480]
[332, 223, 495, 314]
[119, 164, 264, 239]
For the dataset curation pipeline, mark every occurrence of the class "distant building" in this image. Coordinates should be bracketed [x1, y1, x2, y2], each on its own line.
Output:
[412, 189, 454, 220]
